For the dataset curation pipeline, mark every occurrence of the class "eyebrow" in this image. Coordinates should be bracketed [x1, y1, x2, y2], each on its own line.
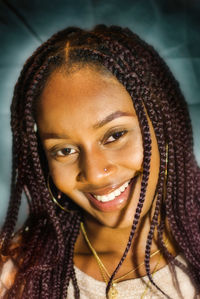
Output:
[42, 110, 134, 140]
[93, 110, 134, 129]
[42, 132, 70, 140]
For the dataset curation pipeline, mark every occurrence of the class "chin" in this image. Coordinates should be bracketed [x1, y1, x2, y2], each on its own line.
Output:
[85, 207, 134, 229]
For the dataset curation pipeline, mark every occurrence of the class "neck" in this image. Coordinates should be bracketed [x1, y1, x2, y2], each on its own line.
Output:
[82, 214, 136, 254]
[74, 212, 179, 281]
[76, 212, 173, 258]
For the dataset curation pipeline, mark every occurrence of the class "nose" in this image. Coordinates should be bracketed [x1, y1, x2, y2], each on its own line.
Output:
[77, 147, 117, 184]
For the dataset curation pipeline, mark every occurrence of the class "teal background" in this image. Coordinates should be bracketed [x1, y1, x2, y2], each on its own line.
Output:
[0, 0, 199, 227]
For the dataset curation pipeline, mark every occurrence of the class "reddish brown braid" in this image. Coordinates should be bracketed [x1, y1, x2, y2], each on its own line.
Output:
[91, 28, 170, 296]
[0, 25, 199, 298]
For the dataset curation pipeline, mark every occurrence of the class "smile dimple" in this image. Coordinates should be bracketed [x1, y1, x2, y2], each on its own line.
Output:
[91, 180, 130, 203]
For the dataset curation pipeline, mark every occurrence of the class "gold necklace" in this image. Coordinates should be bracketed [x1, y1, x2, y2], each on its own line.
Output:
[80, 222, 163, 299]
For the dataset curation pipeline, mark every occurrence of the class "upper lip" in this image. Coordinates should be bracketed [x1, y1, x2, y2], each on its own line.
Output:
[83, 179, 132, 196]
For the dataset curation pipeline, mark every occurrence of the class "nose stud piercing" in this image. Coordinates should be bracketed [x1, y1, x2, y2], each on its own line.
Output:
[104, 168, 108, 172]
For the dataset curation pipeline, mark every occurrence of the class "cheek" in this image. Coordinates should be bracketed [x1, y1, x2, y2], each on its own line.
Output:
[48, 160, 77, 195]
[117, 137, 143, 171]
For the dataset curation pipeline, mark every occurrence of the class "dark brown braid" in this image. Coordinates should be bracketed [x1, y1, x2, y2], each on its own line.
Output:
[0, 25, 199, 298]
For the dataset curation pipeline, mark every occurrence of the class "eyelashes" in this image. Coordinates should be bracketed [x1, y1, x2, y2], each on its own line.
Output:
[55, 147, 77, 157]
[104, 130, 127, 144]
[49, 129, 128, 159]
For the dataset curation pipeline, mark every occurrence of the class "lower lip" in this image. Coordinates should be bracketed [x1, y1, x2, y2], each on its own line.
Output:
[86, 177, 138, 212]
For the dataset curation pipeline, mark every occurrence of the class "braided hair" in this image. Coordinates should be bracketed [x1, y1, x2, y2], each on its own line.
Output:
[0, 25, 199, 298]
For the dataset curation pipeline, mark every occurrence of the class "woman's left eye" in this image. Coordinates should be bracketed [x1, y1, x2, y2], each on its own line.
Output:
[105, 130, 127, 144]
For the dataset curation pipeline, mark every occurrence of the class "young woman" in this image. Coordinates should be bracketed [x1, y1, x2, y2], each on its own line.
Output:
[0, 25, 199, 299]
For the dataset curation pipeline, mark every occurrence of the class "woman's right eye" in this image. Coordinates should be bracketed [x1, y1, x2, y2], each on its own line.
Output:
[52, 147, 77, 157]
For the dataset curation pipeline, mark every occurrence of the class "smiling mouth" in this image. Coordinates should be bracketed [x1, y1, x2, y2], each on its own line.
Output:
[91, 180, 131, 203]
[85, 176, 138, 212]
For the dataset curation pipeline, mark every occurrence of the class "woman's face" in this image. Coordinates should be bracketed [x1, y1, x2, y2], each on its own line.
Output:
[37, 67, 160, 228]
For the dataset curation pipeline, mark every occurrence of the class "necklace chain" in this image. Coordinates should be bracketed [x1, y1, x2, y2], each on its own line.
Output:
[80, 222, 164, 299]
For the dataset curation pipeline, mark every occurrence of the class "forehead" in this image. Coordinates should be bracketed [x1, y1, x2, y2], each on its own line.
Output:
[37, 67, 136, 132]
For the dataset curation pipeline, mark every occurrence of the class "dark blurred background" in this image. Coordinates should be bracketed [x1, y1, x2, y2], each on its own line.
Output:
[0, 0, 199, 226]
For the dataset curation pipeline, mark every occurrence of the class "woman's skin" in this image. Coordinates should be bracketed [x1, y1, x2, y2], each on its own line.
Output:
[37, 66, 177, 281]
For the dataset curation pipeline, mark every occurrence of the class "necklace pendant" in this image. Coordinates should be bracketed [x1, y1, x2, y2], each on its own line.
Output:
[108, 285, 118, 299]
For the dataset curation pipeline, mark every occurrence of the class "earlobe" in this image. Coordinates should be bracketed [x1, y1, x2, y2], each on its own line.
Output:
[47, 175, 70, 213]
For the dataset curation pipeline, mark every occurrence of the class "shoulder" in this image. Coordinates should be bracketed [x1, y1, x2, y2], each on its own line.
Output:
[0, 258, 17, 297]
[0, 233, 22, 297]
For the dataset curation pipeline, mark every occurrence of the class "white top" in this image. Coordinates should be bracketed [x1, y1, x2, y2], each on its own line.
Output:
[67, 255, 199, 298]
[0, 255, 199, 298]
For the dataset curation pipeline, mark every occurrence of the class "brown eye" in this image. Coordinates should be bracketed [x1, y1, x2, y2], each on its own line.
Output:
[56, 147, 76, 157]
[106, 130, 127, 144]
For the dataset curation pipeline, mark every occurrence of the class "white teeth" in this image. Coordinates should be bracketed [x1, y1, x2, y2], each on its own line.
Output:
[119, 186, 125, 193]
[119, 181, 128, 193]
[114, 189, 121, 197]
[93, 180, 130, 203]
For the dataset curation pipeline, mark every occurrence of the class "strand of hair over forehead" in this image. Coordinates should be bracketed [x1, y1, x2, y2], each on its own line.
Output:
[1, 25, 200, 298]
